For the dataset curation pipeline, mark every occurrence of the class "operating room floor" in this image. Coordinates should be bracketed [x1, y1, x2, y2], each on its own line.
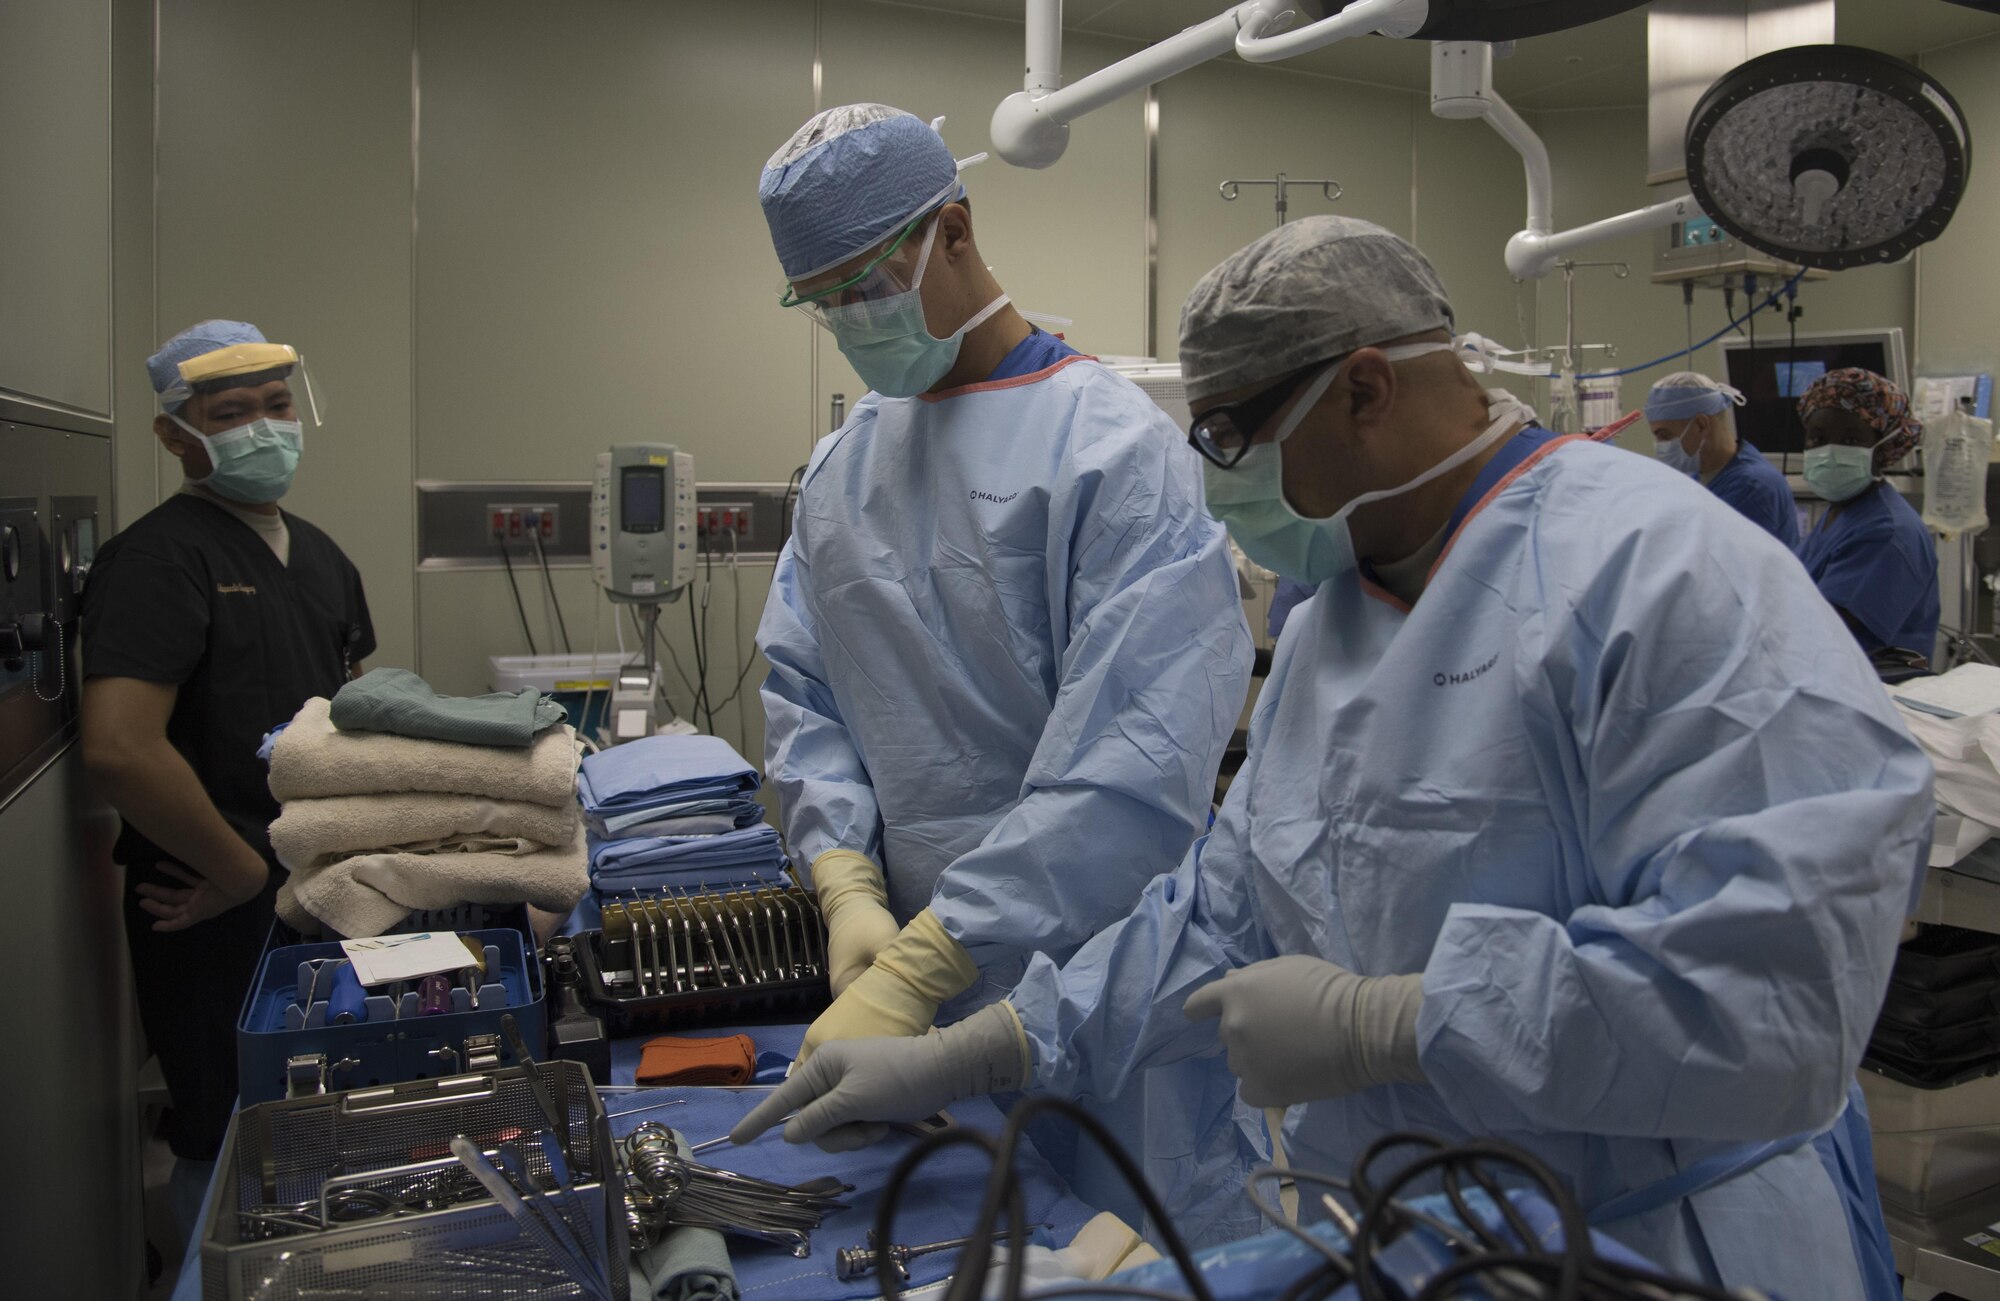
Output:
[138, 1059, 184, 1301]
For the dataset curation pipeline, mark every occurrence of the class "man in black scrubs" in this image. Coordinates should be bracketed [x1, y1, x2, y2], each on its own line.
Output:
[81, 320, 373, 1217]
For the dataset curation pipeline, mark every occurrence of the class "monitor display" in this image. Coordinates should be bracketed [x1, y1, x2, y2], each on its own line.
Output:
[620, 465, 665, 533]
[1721, 332, 1902, 456]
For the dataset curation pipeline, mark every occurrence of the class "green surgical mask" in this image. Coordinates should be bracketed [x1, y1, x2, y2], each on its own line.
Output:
[1202, 346, 1521, 583]
[173, 413, 304, 504]
[1802, 437, 1887, 504]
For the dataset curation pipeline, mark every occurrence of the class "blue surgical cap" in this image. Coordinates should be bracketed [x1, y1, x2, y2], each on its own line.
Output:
[759, 104, 964, 281]
[1644, 371, 1745, 423]
[148, 319, 267, 412]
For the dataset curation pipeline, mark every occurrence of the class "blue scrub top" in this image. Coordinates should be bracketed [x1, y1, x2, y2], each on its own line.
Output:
[1798, 480, 1940, 659]
[1708, 440, 1800, 549]
[987, 326, 1078, 381]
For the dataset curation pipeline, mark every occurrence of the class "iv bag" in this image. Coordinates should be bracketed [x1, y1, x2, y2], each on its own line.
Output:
[1923, 406, 1994, 537]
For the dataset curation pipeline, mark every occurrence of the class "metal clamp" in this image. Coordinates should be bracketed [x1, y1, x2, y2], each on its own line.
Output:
[284, 1053, 359, 1099]
[463, 1033, 502, 1072]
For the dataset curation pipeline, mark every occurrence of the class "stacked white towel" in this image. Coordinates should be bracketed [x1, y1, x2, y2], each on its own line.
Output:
[269, 696, 587, 937]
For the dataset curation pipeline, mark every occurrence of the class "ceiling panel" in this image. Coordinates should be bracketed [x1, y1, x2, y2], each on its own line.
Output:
[879, 0, 2000, 111]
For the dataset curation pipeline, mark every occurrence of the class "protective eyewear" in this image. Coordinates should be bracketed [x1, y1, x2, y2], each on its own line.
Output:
[779, 211, 935, 328]
[168, 341, 324, 427]
[1188, 358, 1343, 469]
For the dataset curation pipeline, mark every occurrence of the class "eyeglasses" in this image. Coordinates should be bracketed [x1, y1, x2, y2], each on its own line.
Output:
[778, 210, 934, 325]
[1187, 357, 1343, 469]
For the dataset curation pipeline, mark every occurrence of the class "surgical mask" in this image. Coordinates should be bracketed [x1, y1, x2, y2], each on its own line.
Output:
[820, 219, 1010, 398]
[1653, 421, 1705, 477]
[1803, 437, 1888, 504]
[1202, 346, 1526, 583]
[171, 413, 304, 504]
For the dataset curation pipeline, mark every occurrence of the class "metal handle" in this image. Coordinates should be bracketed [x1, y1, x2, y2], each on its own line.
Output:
[317, 1154, 464, 1224]
[339, 1073, 497, 1115]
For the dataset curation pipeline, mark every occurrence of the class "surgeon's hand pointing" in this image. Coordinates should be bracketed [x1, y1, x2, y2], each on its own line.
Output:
[730, 1002, 1033, 1153]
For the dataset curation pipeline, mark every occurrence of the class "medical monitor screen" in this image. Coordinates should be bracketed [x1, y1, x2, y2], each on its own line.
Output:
[1722, 338, 1894, 456]
[620, 466, 665, 533]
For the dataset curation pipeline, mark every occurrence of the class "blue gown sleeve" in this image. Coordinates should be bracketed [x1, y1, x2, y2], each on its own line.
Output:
[1011, 823, 1272, 1097]
[1417, 500, 1934, 1143]
[757, 536, 884, 866]
[929, 392, 1253, 963]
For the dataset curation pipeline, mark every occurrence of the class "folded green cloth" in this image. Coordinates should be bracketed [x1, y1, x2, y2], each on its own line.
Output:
[627, 1129, 739, 1301]
[330, 667, 569, 748]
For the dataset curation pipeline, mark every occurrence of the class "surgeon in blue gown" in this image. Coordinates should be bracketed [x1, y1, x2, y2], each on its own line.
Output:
[1796, 367, 1941, 665]
[753, 104, 1262, 1243]
[1645, 370, 1800, 547]
[736, 218, 1932, 1301]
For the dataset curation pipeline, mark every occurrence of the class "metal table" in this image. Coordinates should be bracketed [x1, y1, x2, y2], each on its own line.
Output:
[1887, 855, 2000, 1300]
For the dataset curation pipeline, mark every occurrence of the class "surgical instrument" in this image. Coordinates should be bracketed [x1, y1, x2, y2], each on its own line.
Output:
[835, 1226, 1050, 1282]
[501, 1010, 572, 1167]
[452, 1137, 614, 1301]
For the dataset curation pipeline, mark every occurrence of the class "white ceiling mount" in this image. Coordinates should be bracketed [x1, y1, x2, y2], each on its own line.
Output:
[990, 1, 1652, 170]
[992, 1, 1289, 169]
[1234, 0, 1432, 62]
[1431, 41, 1691, 280]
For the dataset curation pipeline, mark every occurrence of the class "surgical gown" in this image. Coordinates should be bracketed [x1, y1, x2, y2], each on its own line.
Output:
[1799, 479, 1941, 660]
[1010, 433, 1932, 1299]
[758, 353, 1263, 1243]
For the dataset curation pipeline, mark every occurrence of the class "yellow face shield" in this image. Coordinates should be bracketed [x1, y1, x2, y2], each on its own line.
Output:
[168, 342, 323, 425]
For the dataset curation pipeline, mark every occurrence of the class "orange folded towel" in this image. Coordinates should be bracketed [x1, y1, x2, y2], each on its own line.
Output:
[635, 1033, 757, 1087]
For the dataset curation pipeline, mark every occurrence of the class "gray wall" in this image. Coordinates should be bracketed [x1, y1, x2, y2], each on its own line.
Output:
[0, 0, 114, 419]
[1919, 32, 2000, 382]
[137, 3, 2000, 762]
[0, 2, 152, 1295]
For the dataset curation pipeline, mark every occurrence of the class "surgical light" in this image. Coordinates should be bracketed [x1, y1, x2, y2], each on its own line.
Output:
[1686, 45, 1972, 271]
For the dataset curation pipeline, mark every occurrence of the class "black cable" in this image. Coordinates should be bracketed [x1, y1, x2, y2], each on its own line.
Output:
[779, 463, 806, 553]
[630, 605, 696, 706]
[498, 543, 537, 656]
[699, 540, 716, 734]
[686, 540, 716, 734]
[869, 1127, 1024, 1301]
[1024, 1280, 1192, 1288]
[1275, 1260, 1346, 1301]
[530, 529, 572, 654]
[1745, 273, 1758, 354]
[978, 1097, 1217, 1301]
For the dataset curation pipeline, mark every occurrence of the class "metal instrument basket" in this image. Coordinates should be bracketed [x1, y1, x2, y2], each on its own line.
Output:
[576, 883, 831, 1036]
[200, 1061, 628, 1301]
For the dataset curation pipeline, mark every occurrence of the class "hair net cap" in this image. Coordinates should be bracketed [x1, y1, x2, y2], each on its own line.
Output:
[1800, 367, 1923, 465]
[1178, 217, 1455, 402]
[759, 104, 964, 281]
[1644, 371, 1746, 422]
[148, 319, 267, 412]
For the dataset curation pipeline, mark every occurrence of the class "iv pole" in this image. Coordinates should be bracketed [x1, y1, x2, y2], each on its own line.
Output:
[1219, 173, 1343, 227]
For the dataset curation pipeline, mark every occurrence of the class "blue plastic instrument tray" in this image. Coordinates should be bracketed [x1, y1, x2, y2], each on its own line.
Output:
[236, 927, 546, 1105]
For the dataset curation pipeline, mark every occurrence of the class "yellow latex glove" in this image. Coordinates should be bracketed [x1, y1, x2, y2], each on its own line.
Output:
[811, 848, 901, 997]
[799, 908, 977, 1060]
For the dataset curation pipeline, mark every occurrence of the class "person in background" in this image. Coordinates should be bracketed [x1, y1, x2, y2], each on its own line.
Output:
[1797, 368, 1941, 665]
[753, 104, 1260, 1242]
[1646, 370, 1800, 548]
[734, 218, 1930, 1301]
[80, 320, 373, 1227]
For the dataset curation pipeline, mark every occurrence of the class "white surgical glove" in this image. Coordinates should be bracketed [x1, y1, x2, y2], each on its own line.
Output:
[730, 1002, 1030, 1153]
[1182, 955, 1425, 1108]
[799, 908, 977, 1060]
[810, 848, 901, 996]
